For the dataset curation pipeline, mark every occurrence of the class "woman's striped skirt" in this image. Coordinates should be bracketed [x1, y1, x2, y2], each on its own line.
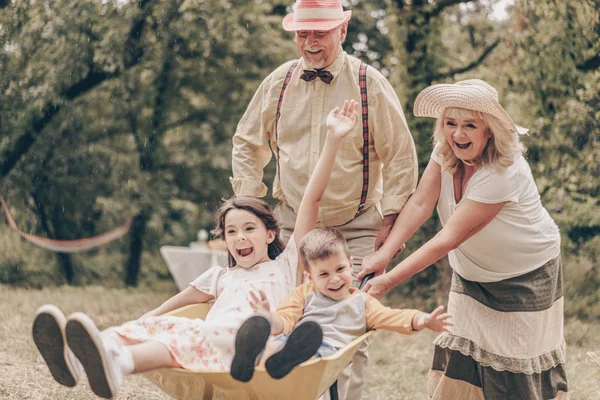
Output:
[428, 256, 568, 399]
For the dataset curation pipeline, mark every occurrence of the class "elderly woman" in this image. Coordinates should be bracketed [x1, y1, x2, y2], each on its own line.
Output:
[358, 80, 568, 399]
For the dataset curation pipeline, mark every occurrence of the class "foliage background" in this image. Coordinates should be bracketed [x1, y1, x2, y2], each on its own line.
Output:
[0, 0, 598, 321]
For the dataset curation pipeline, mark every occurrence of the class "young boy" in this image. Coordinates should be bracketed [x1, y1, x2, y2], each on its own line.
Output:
[230, 227, 453, 382]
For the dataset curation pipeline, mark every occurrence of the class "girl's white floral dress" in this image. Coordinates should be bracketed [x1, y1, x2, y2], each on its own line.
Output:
[111, 238, 298, 371]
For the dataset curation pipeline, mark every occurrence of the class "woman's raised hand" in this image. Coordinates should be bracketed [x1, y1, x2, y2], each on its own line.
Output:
[326, 100, 359, 139]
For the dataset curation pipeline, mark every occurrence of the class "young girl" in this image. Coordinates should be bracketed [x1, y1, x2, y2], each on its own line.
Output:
[32, 100, 360, 399]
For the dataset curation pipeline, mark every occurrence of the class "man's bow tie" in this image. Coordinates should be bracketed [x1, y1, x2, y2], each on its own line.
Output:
[300, 69, 333, 84]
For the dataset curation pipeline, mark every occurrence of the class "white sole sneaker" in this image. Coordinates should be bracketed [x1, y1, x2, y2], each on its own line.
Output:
[66, 312, 121, 399]
[32, 304, 83, 387]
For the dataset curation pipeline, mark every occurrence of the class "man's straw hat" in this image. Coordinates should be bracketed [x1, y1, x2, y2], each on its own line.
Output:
[282, 0, 352, 32]
[414, 79, 528, 135]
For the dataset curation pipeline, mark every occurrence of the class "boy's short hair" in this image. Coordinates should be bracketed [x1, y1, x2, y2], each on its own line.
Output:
[298, 227, 351, 271]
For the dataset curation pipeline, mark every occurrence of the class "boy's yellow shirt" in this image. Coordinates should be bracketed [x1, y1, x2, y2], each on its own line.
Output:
[275, 283, 420, 335]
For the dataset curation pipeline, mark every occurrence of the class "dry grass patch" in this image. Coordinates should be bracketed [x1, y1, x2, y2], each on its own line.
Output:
[1, 285, 599, 399]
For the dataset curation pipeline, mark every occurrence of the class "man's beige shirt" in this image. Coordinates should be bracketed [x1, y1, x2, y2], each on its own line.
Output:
[231, 51, 417, 227]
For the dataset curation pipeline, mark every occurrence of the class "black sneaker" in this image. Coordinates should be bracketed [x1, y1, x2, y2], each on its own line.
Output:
[265, 321, 323, 379]
[32, 305, 83, 388]
[230, 315, 271, 382]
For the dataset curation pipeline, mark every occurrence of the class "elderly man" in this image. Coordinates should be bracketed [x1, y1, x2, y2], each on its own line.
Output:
[231, 1, 418, 398]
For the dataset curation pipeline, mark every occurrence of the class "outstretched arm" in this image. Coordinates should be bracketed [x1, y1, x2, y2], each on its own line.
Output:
[412, 306, 453, 332]
[363, 198, 507, 298]
[140, 286, 214, 319]
[358, 159, 442, 280]
[365, 296, 452, 333]
[291, 100, 359, 245]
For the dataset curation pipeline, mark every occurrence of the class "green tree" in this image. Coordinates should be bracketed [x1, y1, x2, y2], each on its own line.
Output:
[0, 0, 296, 286]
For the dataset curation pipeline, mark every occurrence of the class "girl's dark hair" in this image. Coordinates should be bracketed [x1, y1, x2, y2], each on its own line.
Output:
[211, 197, 285, 268]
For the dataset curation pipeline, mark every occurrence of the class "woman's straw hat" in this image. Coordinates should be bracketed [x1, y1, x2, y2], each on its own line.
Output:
[282, 0, 352, 32]
[414, 79, 528, 135]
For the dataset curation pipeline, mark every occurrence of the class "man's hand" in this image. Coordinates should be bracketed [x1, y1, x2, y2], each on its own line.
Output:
[360, 213, 404, 280]
[361, 273, 394, 299]
[357, 250, 392, 280]
[374, 213, 398, 251]
[412, 306, 453, 333]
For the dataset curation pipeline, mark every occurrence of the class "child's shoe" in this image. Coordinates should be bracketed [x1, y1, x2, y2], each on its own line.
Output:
[32, 304, 84, 387]
[265, 321, 323, 379]
[230, 315, 271, 382]
[65, 313, 132, 399]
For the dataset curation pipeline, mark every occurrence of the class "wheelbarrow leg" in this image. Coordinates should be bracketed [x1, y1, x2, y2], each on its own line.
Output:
[329, 380, 339, 400]
[201, 381, 214, 400]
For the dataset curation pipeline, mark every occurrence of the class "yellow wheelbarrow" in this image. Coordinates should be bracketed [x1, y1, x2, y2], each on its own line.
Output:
[143, 304, 373, 400]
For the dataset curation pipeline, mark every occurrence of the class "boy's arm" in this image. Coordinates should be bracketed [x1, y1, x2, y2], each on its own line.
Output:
[364, 293, 420, 334]
[364, 294, 452, 333]
[411, 305, 453, 332]
[250, 285, 312, 335]
[249, 290, 286, 335]
[141, 286, 214, 318]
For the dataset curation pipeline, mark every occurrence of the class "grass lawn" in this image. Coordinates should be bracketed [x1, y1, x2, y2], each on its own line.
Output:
[1, 285, 599, 399]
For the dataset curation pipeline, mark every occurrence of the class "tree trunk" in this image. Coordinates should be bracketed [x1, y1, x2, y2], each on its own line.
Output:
[32, 192, 76, 284]
[56, 252, 75, 285]
[123, 18, 178, 286]
[125, 210, 149, 287]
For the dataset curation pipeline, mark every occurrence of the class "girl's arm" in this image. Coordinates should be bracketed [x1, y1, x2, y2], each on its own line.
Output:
[363, 198, 507, 298]
[291, 100, 359, 284]
[140, 286, 214, 318]
[358, 159, 442, 280]
[292, 100, 359, 244]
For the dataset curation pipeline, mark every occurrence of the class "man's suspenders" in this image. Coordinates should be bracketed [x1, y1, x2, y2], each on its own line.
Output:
[274, 61, 299, 175]
[356, 63, 369, 216]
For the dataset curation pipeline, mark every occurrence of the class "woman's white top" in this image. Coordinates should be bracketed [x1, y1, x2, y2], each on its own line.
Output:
[431, 145, 561, 282]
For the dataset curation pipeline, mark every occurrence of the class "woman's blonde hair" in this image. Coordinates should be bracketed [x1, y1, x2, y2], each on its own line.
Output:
[433, 107, 525, 174]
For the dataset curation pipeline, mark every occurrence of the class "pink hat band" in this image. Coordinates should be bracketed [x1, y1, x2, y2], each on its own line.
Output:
[282, 0, 352, 31]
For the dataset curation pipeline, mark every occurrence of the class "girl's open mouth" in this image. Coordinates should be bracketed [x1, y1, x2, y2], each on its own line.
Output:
[237, 248, 253, 257]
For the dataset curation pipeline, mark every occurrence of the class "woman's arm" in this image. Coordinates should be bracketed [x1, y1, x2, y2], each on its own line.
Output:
[363, 198, 507, 298]
[358, 159, 442, 280]
[140, 286, 214, 319]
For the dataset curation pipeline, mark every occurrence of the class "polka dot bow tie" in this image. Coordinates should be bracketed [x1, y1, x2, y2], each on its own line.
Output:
[300, 69, 333, 84]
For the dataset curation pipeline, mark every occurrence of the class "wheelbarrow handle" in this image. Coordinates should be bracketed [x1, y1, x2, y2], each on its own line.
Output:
[358, 272, 375, 290]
